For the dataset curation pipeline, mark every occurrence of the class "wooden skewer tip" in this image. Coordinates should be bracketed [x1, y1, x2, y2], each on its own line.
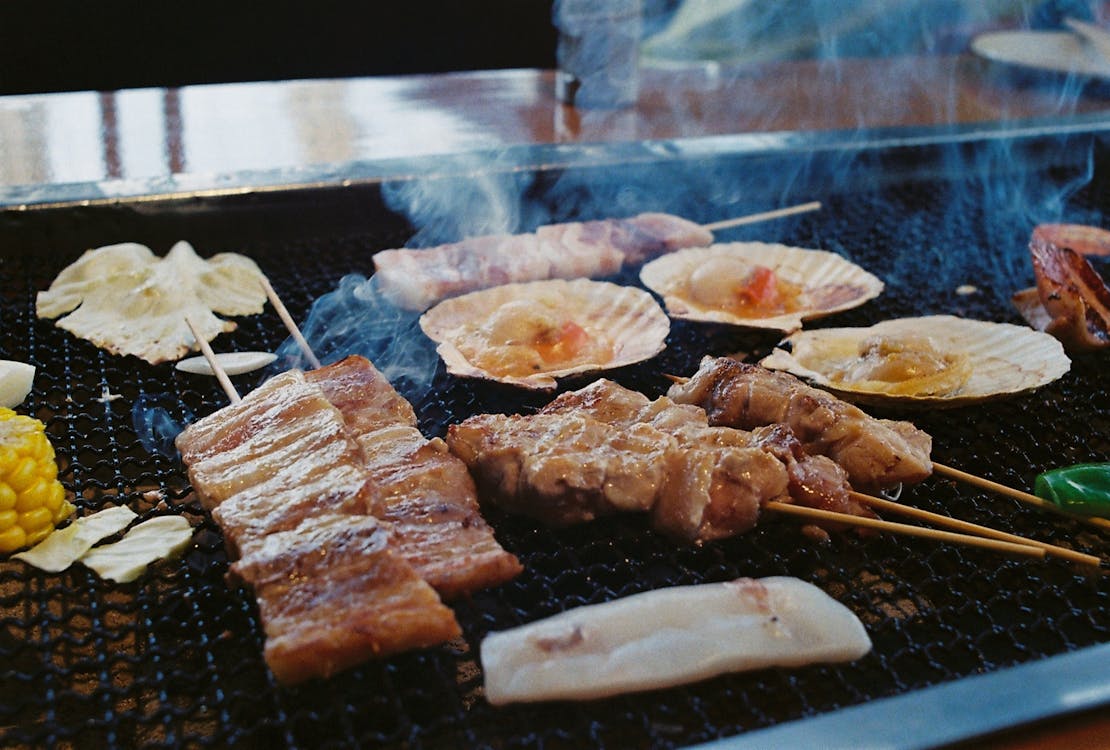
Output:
[850, 491, 1102, 568]
[765, 501, 1045, 560]
[259, 276, 322, 369]
[183, 315, 241, 404]
[702, 201, 823, 233]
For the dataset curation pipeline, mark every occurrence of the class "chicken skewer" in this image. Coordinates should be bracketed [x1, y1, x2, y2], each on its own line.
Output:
[373, 202, 822, 311]
[447, 378, 1051, 560]
[668, 356, 1110, 539]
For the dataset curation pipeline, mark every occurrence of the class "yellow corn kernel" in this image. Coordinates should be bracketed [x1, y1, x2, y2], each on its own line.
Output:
[0, 407, 73, 554]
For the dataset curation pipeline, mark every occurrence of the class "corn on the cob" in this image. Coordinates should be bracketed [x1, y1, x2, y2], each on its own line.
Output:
[0, 407, 73, 553]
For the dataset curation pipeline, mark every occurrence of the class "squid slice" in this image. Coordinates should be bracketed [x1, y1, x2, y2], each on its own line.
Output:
[37, 241, 267, 364]
[481, 576, 871, 705]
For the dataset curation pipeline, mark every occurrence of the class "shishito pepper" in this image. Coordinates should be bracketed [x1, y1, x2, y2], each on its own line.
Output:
[1034, 463, 1110, 518]
[0, 407, 74, 553]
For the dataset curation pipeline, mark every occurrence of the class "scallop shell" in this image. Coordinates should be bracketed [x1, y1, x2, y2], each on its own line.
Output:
[639, 242, 884, 332]
[759, 315, 1071, 407]
[419, 279, 669, 390]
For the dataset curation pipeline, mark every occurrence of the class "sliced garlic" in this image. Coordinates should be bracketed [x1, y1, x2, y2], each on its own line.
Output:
[13, 506, 137, 572]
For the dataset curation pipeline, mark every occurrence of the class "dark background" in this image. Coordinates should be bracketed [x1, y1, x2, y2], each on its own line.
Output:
[0, 1, 560, 95]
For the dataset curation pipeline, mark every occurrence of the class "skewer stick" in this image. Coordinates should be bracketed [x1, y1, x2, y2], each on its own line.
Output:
[765, 501, 1045, 559]
[701, 201, 822, 232]
[260, 276, 321, 369]
[184, 316, 241, 404]
[850, 491, 1101, 567]
[932, 462, 1110, 532]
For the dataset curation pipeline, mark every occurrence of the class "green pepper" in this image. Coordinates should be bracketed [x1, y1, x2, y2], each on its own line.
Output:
[1034, 463, 1110, 517]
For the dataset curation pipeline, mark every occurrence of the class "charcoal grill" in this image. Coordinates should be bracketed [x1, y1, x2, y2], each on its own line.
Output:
[1, 125, 1109, 749]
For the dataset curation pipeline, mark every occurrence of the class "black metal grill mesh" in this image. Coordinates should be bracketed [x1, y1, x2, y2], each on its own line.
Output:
[1, 138, 1109, 749]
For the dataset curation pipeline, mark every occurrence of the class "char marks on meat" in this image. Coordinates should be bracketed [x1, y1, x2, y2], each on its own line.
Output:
[231, 514, 460, 686]
[668, 357, 933, 491]
[307, 356, 522, 599]
[448, 378, 866, 543]
[176, 356, 520, 684]
[373, 213, 713, 310]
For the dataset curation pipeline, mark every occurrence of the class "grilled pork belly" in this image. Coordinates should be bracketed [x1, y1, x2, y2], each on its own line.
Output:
[231, 513, 461, 685]
[373, 213, 713, 310]
[307, 356, 522, 600]
[448, 380, 795, 542]
[668, 357, 933, 490]
[176, 371, 462, 684]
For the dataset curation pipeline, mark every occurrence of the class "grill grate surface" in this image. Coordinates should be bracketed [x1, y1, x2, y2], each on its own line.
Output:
[1, 142, 1109, 749]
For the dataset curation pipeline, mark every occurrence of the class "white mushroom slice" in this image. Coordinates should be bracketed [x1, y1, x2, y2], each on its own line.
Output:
[79, 515, 193, 583]
[0, 360, 35, 408]
[37, 241, 267, 364]
[481, 576, 871, 705]
[760, 315, 1071, 406]
[419, 279, 669, 390]
[640, 243, 883, 332]
[176, 351, 277, 376]
[12, 506, 137, 572]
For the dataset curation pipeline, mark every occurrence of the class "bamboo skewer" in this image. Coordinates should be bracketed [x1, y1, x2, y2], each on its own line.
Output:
[184, 316, 240, 404]
[260, 276, 321, 369]
[765, 501, 1045, 559]
[702, 201, 822, 232]
[932, 462, 1110, 532]
[850, 491, 1101, 567]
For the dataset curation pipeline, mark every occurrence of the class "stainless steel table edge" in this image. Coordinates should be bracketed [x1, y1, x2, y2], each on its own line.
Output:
[686, 642, 1110, 750]
[6, 113, 1110, 211]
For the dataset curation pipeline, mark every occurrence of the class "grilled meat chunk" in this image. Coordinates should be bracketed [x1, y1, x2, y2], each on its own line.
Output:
[231, 514, 461, 685]
[306, 356, 522, 599]
[668, 357, 932, 490]
[373, 213, 713, 310]
[448, 379, 797, 542]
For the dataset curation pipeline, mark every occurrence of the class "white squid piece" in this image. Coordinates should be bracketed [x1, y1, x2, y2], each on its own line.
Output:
[481, 576, 871, 705]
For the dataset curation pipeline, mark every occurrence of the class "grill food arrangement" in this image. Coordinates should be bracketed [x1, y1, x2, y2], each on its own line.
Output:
[2, 136, 1109, 749]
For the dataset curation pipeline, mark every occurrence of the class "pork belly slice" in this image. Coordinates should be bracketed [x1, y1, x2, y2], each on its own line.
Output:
[668, 357, 933, 490]
[372, 214, 713, 311]
[374, 234, 551, 311]
[176, 370, 354, 509]
[553, 212, 714, 266]
[306, 355, 522, 598]
[230, 513, 461, 685]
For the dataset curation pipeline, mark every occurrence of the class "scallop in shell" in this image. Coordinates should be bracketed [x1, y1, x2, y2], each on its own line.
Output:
[759, 315, 1070, 406]
[419, 279, 669, 390]
[640, 242, 883, 332]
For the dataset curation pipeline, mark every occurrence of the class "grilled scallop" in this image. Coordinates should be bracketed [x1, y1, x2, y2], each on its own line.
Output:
[419, 279, 669, 390]
[759, 315, 1071, 406]
[639, 242, 883, 332]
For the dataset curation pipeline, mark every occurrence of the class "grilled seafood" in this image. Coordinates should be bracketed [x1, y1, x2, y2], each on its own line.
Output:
[419, 279, 669, 390]
[639, 243, 883, 331]
[1012, 224, 1110, 352]
[759, 316, 1069, 406]
[481, 576, 871, 705]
